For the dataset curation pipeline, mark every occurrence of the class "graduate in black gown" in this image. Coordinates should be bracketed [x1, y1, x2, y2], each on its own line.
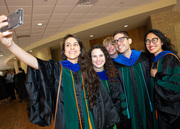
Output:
[144, 29, 180, 129]
[0, 74, 9, 104]
[113, 31, 154, 129]
[0, 16, 120, 129]
[16, 67, 27, 102]
[88, 44, 128, 129]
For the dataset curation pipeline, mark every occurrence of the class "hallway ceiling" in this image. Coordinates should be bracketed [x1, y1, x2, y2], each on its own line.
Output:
[0, 0, 179, 70]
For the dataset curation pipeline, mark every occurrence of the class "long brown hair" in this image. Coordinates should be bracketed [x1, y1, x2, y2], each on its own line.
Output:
[61, 34, 100, 110]
[88, 44, 118, 80]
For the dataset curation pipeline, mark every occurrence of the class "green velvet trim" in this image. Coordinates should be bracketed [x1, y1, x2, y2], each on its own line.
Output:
[101, 80, 110, 93]
[63, 68, 95, 129]
[155, 58, 180, 92]
[122, 110, 128, 115]
[63, 67, 79, 129]
[120, 94, 126, 100]
[121, 102, 127, 108]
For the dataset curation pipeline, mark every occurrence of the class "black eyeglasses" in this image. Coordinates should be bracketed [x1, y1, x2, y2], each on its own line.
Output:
[113, 37, 128, 44]
[145, 38, 158, 45]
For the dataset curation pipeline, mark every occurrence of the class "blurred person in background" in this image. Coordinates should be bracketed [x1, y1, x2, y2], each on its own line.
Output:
[103, 37, 118, 61]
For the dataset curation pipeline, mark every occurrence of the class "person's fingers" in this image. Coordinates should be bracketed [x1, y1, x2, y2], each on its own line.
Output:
[0, 15, 8, 29]
[0, 22, 8, 29]
[0, 15, 7, 23]
[3, 31, 13, 37]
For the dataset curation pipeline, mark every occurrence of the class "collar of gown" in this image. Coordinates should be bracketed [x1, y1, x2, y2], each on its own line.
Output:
[114, 49, 141, 66]
[96, 70, 108, 80]
[60, 60, 80, 72]
[153, 50, 175, 63]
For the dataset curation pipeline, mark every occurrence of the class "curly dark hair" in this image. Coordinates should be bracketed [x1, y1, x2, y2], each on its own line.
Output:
[144, 29, 177, 55]
[88, 44, 118, 80]
[61, 34, 100, 110]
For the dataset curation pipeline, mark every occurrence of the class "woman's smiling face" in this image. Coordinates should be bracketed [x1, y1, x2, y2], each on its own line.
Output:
[91, 48, 106, 72]
[145, 33, 163, 56]
[64, 37, 81, 64]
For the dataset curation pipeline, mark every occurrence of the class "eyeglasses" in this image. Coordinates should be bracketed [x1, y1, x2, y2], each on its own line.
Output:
[113, 37, 128, 44]
[145, 38, 158, 45]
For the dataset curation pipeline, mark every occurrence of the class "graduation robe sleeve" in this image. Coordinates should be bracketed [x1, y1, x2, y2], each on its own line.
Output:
[25, 58, 61, 126]
[108, 80, 122, 120]
[153, 54, 180, 123]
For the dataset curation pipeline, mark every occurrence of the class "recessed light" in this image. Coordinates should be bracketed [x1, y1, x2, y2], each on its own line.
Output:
[14, 57, 16, 59]
[90, 35, 93, 38]
[38, 23, 43, 26]
[124, 25, 128, 28]
[29, 50, 33, 52]
[0, 55, 3, 57]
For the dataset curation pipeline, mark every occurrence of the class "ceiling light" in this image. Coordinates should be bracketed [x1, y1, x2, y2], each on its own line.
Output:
[0, 55, 3, 57]
[38, 23, 43, 26]
[14, 57, 16, 59]
[90, 35, 94, 38]
[29, 50, 33, 52]
[78, 0, 98, 5]
[124, 25, 128, 28]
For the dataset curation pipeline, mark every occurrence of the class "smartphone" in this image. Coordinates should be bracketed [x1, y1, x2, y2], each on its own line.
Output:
[0, 8, 23, 32]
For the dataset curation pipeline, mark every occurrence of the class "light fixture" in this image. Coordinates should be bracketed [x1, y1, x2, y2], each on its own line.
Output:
[124, 25, 128, 28]
[0, 54, 3, 57]
[38, 23, 43, 26]
[90, 35, 94, 38]
[29, 50, 33, 52]
[14, 57, 16, 59]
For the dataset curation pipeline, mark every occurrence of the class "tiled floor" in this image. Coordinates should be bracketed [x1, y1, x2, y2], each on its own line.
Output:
[0, 99, 53, 129]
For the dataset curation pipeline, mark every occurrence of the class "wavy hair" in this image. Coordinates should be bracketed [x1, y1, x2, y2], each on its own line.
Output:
[103, 37, 114, 46]
[61, 34, 100, 110]
[144, 29, 177, 55]
[88, 44, 118, 80]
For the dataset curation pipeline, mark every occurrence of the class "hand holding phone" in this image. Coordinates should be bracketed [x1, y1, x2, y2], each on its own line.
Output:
[0, 8, 23, 32]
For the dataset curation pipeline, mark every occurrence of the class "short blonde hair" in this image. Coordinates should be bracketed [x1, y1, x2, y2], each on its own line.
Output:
[103, 37, 114, 46]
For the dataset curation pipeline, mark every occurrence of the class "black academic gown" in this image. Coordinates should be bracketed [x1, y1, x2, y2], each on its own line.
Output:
[0, 75, 8, 100]
[25, 58, 120, 129]
[96, 71, 128, 126]
[113, 52, 154, 129]
[16, 72, 26, 100]
[151, 52, 180, 127]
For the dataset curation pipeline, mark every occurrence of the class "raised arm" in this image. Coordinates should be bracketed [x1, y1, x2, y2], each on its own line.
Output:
[0, 15, 38, 70]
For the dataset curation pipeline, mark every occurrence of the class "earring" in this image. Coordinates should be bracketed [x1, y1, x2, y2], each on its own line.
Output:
[162, 42, 163, 45]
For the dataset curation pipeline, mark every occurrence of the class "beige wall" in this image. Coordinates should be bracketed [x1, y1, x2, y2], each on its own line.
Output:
[51, 48, 61, 62]
[13, 60, 19, 74]
[33, 47, 52, 60]
[14, 47, 52, 73]
[82, 40, 91, 52]
[150, 9, 180, 56]
[20, 61, 28, 73]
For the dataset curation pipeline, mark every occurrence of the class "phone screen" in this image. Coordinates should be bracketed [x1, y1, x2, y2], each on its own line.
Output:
[0, 8, 23, 32]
